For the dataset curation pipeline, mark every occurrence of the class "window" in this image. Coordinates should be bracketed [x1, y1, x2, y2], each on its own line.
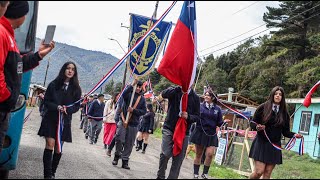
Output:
[15, 1, 37, 53]
[313, 114, 320, 126]
[314, 114, 320, 127]
[299, 111, 312, 134]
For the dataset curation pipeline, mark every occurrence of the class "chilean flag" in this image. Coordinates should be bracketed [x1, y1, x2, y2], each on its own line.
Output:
[303, 80, 320, 108]
[157, 1, 197, 156]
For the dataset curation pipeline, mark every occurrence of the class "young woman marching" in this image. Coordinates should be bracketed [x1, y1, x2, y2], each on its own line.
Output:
[38, 62, 82, 179]
[249, 86, 303, 179]
[103, 92, 119, 152]
[190, 91, 230, 179]
[136, 103, 155, 154]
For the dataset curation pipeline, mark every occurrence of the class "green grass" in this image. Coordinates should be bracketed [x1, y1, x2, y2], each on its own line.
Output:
[152, 130, 320, 179]
[209, 164, 245, 179]
[187, 145, 245, 179]
[224, 138, 320, 179]
[153, 128, 162, 139]
[152, 128, 246, 178]
[272, 151, 320, 179]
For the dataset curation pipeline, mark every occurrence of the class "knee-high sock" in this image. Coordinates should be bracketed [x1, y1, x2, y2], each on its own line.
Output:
[52, 153, 62, 176]
[137, 140, 143, 149]
[43, 149, 53, 178]
[194, 164, 200, 175]
[143, 143, 148, 151]
[203, 165, 210, 175]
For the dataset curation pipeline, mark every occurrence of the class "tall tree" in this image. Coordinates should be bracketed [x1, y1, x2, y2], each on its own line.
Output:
[263, 1, 320, 61]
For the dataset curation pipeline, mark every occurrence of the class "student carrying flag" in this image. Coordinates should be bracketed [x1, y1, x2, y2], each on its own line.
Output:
[156, 1, 200, 179]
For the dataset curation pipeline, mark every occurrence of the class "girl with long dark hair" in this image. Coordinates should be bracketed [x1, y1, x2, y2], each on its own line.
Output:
[249, 86, 303, 179]
[38, 62, 82, 179]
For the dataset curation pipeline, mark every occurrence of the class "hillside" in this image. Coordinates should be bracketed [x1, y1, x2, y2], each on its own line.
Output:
[31, 38, 124, 93]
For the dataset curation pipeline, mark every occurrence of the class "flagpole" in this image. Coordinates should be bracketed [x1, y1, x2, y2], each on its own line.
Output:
[290, 104, 303, 119]
[153, 1, 159, 19]
[194, 58, 203, 91]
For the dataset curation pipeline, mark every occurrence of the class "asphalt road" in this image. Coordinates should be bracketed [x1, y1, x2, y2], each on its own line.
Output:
[8, 108, 197, 179]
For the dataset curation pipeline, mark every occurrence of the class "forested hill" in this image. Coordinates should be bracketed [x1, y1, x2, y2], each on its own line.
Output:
[149, 1, 320, 104]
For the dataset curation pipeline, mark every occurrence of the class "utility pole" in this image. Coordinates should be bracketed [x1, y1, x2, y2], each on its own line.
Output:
[43, 46, 65, 87]
[108, 37, 128, 90]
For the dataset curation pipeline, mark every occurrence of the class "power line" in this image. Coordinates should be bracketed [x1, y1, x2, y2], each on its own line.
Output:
[200, 2, 320, 57]
[199, 1, 315, 53]
[200, 23, 265, 53]
[232, 1, 260, 16]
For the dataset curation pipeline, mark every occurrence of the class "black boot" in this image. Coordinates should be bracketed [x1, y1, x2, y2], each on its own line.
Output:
[112, 154, 120, 166]
[136, 140, 143, 151]
[51, 153, 62, 179]
[122, 160, 130, 170]
[43, 149, 53, 179]
[142, 143, 148, 154]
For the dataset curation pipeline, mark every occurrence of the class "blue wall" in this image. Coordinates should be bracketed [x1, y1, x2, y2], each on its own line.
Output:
[291, 104, 320, 159]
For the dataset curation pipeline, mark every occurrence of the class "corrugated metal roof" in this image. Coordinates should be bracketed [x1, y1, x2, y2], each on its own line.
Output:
[286, 98, 320, 104]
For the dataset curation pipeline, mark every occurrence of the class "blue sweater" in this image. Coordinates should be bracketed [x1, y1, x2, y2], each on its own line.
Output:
[87, 99, 105, 121]
[196, 103, 223, 135]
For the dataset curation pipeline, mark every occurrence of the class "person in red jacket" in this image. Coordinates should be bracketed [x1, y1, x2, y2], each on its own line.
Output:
[0, 1, 55, 155]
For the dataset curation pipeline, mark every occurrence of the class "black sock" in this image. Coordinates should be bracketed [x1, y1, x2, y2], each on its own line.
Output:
[143, 143, 148, 151]
[203, 165, 210, 175]
[43, 149, 53, 178]
[194, 164, 200, 175]
[52, 153, 62, 176]
[138, 140, 143, 148]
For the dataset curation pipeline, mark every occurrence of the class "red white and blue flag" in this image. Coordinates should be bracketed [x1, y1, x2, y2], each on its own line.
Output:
[158, 1, 198, 156]
[303, 80, 320, 108]
[56, 112, 64, 153]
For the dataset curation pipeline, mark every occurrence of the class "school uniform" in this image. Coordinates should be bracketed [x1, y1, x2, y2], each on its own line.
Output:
[87, 99, 105, 144]
[38, 79, 81, 179]
[113, 85, 146, 168]
[139, 111, 155, 134]
[249, 103, 295, 164]
[191, 102, 223, 147]
[38, 81, 81, 142]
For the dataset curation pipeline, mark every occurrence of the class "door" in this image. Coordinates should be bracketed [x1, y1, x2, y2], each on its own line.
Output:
[0, 1, 39, 170]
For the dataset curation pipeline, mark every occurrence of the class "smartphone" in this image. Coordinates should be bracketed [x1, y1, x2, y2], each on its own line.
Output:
[43, 25, 56, 45]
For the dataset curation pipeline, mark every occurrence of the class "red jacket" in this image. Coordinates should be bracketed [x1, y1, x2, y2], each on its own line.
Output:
[0, 17, 42, 112]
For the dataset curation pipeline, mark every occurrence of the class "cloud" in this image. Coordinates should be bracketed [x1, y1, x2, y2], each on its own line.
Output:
[36, 1, 279, 59]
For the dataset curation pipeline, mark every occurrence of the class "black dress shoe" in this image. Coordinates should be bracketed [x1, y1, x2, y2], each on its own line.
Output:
[122, 160, 130, 170]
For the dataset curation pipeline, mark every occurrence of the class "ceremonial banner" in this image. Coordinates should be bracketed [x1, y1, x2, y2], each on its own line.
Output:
[128, 13, 172, 78]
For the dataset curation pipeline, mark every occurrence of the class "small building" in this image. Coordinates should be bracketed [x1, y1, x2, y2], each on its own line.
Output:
[28, 84, 46, 106]
[286, 98, 320, 159]
[153, 89, 258, 130]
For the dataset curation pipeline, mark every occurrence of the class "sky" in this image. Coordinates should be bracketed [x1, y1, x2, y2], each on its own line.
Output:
[36, 1, 280, 62]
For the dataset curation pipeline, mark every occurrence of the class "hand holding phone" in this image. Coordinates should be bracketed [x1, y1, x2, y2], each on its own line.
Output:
[44, 25, 56, 45]
[38, 25, 56, 58]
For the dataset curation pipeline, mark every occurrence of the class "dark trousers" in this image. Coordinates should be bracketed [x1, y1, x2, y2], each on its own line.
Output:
[0, 112, 10, 155]
[108, 136, 116, 151]
[114, 121, 138, 161]
[89, 119, 102, 143]
[157, 128, 189, 179]
[81, 116, 89, 133]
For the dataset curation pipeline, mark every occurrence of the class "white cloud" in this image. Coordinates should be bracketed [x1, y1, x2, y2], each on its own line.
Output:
[37, 1, 280, 60]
